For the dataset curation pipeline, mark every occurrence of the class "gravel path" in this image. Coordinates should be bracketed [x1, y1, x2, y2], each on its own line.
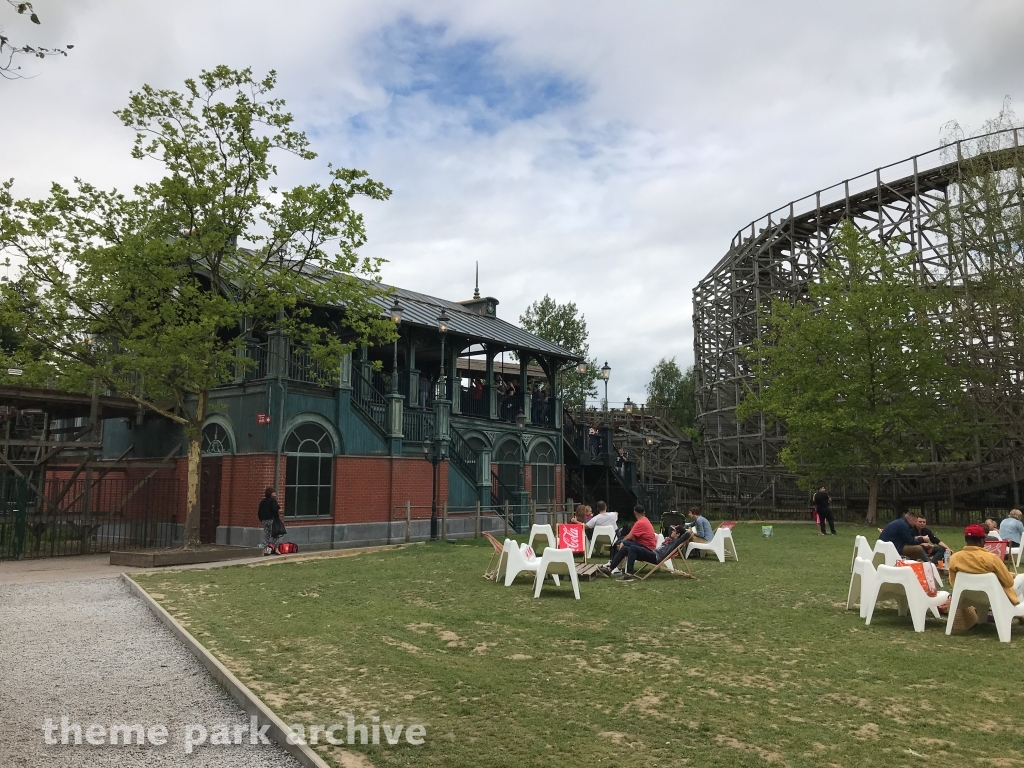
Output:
[0, 577, 301, 767]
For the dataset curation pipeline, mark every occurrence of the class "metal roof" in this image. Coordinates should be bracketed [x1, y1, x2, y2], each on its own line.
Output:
[289, 261, 581, 362]
[379, 284, 579, 361]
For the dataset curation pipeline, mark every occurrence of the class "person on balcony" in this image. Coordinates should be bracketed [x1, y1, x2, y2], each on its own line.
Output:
[531, 384, 543, 423]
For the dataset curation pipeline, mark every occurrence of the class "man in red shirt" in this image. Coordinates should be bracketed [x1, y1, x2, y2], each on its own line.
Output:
[598, 505, 658, 581]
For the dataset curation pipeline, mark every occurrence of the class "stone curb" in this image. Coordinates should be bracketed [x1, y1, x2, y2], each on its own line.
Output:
[121, 573, 331, 768]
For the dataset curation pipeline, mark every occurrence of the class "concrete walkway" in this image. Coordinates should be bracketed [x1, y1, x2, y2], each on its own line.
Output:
[1, 566, 301, 766]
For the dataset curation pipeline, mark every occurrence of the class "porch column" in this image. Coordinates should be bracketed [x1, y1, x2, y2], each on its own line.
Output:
[478, 447, 492, 507]
[519, 352, 529, 423]
[407, 337, 419, 408]
[450, 342, 462, 415]
[486, 347, 497, 420]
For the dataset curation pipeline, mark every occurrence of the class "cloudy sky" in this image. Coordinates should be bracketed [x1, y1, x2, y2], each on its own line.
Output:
[2, 1, 1021, 402]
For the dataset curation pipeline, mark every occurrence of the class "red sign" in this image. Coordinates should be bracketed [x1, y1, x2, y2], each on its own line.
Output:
[256, 413, 272, 425]
[558, 524, 585, 554]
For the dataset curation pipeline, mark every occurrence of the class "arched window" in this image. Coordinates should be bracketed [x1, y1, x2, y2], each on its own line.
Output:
[283, 423, 334, 518]
[202, 423, 233, 455]
[530, 442, 556, 507]
[494, 440, 522, 493]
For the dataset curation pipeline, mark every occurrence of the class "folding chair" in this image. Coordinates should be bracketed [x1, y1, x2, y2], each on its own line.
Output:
[636, 535, 694, 580]
[983, 539, 1015, 573]
[482, 532, 505, 580]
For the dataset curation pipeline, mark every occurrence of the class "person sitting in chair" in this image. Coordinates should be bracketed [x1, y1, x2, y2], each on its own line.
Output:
[585, 500, 618, 540]
[948, 523, 1024, 631]
[999, 509, 1024, 549]
[913, 515, 953, 566]
[599, 505, 657, 581]
[878, 512, 932, 561]
[680, 507, 713, 557]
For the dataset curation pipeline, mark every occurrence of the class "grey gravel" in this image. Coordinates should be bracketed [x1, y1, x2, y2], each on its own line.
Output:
[0, 578, 301, 767]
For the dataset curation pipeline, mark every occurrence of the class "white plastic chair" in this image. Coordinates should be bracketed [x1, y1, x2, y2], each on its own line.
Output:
[685, 525, 739, 562]
[587, 525, 616, 559]
[1012, 542, 1023, 570]
[945, 572, 1024, 643]
[847, 556, 876, 618]
[533, 547, 580, 600]
[871, 539, 900, 568]
[527, 524, 557, 552]
[851, 535, 873, 572]
[495, 541, 560, 587]
[863, 564, 950, 632]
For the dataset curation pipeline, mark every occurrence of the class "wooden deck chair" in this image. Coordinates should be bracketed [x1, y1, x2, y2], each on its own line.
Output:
[636, 535, 694, 581]
[482, 532, 505, 580]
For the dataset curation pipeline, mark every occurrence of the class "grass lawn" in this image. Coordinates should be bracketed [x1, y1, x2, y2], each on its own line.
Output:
[134, 523, 1024, 768]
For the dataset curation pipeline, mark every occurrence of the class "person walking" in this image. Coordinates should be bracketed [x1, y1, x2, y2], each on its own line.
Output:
[258, 486, 283, 555]
[813, 486, 837, 535]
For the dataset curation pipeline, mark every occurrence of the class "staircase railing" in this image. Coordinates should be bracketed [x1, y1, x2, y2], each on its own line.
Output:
[562, 410, 580, 454]
[448, 425, 477, 483]
[352, 367, 388, 435]
[489, 468, 524, 536]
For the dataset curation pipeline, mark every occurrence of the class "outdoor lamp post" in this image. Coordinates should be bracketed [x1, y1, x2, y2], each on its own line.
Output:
[516, 412, 527, 529]
[576, 359, 589, 452]
[600, 361, 611, 425]
[389, 298, 403, 394]
[437, 307, 450, 400]
[422, 437, 440, 541]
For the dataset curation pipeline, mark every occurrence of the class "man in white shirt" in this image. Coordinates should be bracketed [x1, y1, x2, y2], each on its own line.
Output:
[585, 500, 618, 540]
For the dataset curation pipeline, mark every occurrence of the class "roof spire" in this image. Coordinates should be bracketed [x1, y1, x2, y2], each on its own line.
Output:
[473, 261, 480, 299]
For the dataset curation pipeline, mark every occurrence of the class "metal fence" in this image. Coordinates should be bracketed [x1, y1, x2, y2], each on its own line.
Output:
[0, 474, 180, 561]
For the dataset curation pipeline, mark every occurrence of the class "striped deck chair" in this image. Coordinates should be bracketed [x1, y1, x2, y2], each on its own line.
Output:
[635, 535, 694, 581]
[482, 532, 506, 580]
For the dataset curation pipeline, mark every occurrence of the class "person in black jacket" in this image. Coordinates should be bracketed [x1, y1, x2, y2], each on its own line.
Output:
[813, 486, 837, 536]
[258, 487, 282, 554]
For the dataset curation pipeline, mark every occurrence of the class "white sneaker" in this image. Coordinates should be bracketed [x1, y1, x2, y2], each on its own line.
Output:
[610, 567, 621, 575]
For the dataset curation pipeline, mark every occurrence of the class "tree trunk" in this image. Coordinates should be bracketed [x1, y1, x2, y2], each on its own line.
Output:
[866, 474, 879, 525]
[182, 391, 207, 549]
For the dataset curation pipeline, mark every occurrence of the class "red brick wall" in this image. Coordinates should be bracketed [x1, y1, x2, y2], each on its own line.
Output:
[334, 456, 447, 523]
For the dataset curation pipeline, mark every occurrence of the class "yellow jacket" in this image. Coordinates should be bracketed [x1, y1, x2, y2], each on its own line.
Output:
[948, 546, 1018, 604]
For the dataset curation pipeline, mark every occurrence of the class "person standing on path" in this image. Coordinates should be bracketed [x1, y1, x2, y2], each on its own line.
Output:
[813, 486, 837, 535]
[258, 486, 283, 554]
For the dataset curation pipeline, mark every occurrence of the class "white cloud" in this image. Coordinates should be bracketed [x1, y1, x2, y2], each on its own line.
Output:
[1, 0, 1020, 401]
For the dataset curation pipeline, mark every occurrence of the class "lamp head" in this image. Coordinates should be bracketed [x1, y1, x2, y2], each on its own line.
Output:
[389, 297, 403, 326]
[624, 397, 633, 414]
[600, 361, 611, 380]
[437, 307, 449, 335]
[576, 360, 588, 375]
[515, 413, 527, 431]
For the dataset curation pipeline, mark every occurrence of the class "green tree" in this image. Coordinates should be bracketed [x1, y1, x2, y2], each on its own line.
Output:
[937, 103, 1024, 446]
[645, 358, 696, 436]
[519, 294, 599, 409]
[0, 66, 394, 547]
[738, 222, 965, 524]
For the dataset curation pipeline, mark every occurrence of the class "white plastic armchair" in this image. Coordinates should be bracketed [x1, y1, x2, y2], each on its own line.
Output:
[1012, 542, 1023, 570]
[871, 540, 900, 568]
[685, 525, 739, 562]
[851, 535, 873, 572]
[527, 524, 557, 553]
[587, 525, 616, 559]
[847, 556, 876, 618]
[495, 541, 560, 587]
[863, 564, 950, 632]
[533, 547, 580, 599]
[945, 572, 1024, 643]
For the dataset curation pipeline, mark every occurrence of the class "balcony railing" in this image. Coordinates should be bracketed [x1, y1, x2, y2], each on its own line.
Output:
[460, 386, 489, 418]
[402, 409, 434, 445]
[289, 347, 339, 386]
[240, 343, 268, 381]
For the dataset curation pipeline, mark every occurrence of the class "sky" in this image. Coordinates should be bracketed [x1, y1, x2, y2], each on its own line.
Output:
[1, 0, 1022, 403]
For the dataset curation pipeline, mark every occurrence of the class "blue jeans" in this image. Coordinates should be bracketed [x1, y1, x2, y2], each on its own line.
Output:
[609, 541, 658, 573]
